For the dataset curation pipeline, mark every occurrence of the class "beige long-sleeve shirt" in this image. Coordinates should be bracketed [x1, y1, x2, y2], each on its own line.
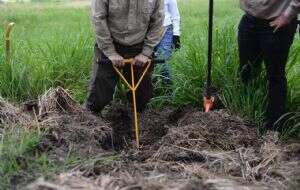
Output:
[240, 0, 300, 20]
[91, 0, 164, 58]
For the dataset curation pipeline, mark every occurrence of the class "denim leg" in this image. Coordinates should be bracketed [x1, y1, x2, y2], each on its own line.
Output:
[155, 25, 174, 85]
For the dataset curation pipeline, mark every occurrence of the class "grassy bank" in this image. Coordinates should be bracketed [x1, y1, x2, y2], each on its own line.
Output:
[0, 1, 299, 188]
[1, 0, 298, 120]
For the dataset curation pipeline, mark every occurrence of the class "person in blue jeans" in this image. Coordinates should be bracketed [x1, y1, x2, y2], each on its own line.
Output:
[155, 0, 181, 85]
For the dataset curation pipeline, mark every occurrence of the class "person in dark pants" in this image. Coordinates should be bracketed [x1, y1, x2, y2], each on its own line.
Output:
[87, 43, 155, 113]
[86, 0, 164, 114]
[238, 0, 300, 131]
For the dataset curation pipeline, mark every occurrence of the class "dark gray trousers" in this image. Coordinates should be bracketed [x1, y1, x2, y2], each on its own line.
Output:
[86, 43, 154, 113]
[238, 14, 298, 129]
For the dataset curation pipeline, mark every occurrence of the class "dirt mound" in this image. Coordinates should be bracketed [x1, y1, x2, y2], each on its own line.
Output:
[38, 112, 112, 161]
[38, 87, 81, 115]
[97, 108, 299, 190]
[3, 88, 296, 190]
[0, 97, 31, 125]
[151, 110, 260, 161]
[35, 88, 113, 161]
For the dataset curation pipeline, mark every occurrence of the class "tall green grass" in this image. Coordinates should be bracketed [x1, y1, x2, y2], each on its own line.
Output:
[0, 125, 52, 189]
[0, 4, 93, 102]
[0, 1, 299, 188]
[152, 0, 300, 132]
[0, 0, 299, 131]
[156, 25, 268, 129]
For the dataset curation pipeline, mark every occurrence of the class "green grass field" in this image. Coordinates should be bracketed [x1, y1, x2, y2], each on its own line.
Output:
[0, 0, 299, 188]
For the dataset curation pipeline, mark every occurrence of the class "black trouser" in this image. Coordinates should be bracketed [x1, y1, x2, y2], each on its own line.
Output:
[86, 43, 154, 113]
[238, 14, 298, 129]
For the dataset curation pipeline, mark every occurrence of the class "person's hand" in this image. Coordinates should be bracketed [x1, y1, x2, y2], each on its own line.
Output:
[270, 14, 292, 33]
[134, 54, 150, 67]
[108, 54, 124, 67]
[172, 35, 181, 49]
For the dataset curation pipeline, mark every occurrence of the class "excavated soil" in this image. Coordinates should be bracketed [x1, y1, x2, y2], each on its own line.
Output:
[1, 88, 299, 190]
[0, 97, 31, 125]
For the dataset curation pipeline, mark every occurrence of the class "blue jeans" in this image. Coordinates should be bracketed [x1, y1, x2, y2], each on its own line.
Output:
[155, 25, 173, 85]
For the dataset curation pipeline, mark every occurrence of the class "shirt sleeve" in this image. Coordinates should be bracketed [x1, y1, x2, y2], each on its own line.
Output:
[169, 0, 181, 36]
[284, 0, 300, 19]
[142, 0, 164, 57]
[91, 0, 118, 57]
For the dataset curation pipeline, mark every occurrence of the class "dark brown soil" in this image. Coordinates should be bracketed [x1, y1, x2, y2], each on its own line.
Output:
[37, 112, 112, 161]
[2, 88, 299, 190]
[0, 97, 31, 125]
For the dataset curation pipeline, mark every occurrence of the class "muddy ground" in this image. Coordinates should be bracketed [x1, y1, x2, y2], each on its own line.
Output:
[1, 88, 299, 190]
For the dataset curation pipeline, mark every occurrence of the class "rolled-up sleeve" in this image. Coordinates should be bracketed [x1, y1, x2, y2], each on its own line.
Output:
[91, 0, 118, 57]
[284, 0, 300, 19]
[142, 0, 164, 57]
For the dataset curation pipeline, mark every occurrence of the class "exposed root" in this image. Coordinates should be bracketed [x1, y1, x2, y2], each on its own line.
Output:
[38, 87, 81, 115]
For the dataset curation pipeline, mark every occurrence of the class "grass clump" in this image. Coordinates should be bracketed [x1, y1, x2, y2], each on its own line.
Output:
[0, 0, 299, 135]
[0, 125, 53, 189]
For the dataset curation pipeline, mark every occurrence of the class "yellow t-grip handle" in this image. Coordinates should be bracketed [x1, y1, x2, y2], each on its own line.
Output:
[113, 59, 152, 148]
[5, 22, 15, 62]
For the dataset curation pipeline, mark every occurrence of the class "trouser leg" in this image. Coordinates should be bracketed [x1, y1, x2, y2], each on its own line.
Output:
[85, 45, 118, 113]
[124, 64, 154, 112]
[238, 15, 263, 84]
[259, 21, 297, 129]
[135, 64, 154, 112]
[155, 25, 174, 85]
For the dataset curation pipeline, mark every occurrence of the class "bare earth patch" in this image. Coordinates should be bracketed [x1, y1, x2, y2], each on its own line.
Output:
[1, 88, 299, 190]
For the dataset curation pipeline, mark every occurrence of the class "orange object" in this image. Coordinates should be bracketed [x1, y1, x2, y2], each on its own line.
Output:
[203, 96, 215, 113]
[113, 58, 151, 149]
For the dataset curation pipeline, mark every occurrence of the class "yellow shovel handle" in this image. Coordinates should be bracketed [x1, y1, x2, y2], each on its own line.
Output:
[5, 22, 16, 62]
[123, 58, 151, 65]
[5, 22, 15, 40]
[112, 58, 152, 149]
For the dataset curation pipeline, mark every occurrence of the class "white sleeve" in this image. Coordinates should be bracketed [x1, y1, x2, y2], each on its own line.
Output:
[168, 0, 181, 36]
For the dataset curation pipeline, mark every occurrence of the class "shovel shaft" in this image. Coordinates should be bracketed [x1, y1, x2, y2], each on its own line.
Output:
[112, 59, 152, 148]
[203, 0, 215, 113]
[130, 64, 140, 148]
[206, 0, 214, 97]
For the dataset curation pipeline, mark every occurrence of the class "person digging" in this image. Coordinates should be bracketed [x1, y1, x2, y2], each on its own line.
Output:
[85, 0, 164, 114]
[238, 0, 300, 132]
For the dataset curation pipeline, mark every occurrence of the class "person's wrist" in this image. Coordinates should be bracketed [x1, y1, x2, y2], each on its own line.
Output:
[283, 7, 296, 22]
[142, 45, 153, 58]
[140, 53, 150, 59]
